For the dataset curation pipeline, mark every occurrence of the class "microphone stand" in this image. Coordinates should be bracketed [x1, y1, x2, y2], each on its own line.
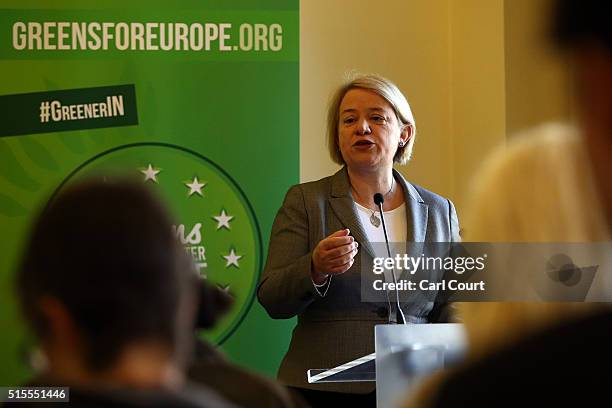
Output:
[374, 193, 406, 325]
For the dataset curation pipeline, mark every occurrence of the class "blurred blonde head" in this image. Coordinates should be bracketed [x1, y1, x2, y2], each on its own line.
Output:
[459, 123, 609, 357]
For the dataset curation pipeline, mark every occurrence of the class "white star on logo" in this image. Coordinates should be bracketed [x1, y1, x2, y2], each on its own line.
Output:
[141, 164, 160, 183]
[213, 210, 234, 230]
[217, 283, 232, 293]
[186, 177, 206, 197]
[223, 249, 242, 268]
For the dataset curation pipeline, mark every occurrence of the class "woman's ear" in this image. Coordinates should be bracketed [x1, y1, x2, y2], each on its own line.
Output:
[399, 124, 413, 146]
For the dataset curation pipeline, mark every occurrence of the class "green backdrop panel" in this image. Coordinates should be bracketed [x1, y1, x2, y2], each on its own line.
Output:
[0, 0, 298, 385]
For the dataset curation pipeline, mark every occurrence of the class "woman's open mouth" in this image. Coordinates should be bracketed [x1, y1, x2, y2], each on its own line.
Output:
[353, 140, 375, 149]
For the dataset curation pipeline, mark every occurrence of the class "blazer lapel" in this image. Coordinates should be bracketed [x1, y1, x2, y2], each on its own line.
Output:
[394, 169, 429, 242]
[327, 168, 429, 258]
[328, 168, 377, 259]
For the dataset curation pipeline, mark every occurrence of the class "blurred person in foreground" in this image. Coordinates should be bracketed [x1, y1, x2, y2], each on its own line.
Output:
[188, 281, 308, 408]
[10, 178, 232, 407]
[403, 0, 612, 406]
[258, 74, 460, 406]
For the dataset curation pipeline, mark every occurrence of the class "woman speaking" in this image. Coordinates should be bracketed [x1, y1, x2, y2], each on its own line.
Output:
[258, 74, 460, 406]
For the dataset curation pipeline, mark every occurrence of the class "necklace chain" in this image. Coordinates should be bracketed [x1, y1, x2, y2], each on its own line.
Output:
[369, 177, 394, 228]
[349, 176, 395, 228]
[383, 177, 394, 198]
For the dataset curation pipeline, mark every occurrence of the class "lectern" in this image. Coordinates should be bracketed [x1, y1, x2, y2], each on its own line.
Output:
[307, 323, 466, 408]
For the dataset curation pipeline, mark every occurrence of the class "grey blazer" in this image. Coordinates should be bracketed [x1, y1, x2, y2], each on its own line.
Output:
[257, 167, 460, 393]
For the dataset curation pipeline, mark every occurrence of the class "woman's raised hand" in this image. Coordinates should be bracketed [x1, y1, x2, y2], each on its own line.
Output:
[311, 229, 359, 284]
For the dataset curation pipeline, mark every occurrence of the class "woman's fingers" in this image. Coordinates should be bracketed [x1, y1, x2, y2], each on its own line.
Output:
[329, 228, 350, 238]
[320, 235, 353, 250]
[327, 247, 358, 267]
[312, 229, 358, 275]
[329, 259, 354, 274]
[326, 241, 358, 259]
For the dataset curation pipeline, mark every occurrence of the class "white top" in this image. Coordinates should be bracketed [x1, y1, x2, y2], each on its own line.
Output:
[355, 201, 407, 259]
[355, 201, 409, 317]
[312, 201, 409, 297]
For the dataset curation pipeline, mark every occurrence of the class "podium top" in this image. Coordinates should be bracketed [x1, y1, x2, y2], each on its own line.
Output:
[376, 323, 467, 408]
[307, 323, 467, 385]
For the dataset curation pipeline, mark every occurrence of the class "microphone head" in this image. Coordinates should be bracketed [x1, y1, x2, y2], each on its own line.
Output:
[373, 193, 384, 205]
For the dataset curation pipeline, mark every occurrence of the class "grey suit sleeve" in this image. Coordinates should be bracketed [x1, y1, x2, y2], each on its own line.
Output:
[257, 185, 322, 319]
[429, 198, 461, 323]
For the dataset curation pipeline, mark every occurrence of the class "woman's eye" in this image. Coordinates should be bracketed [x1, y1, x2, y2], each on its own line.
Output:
[343, 117, 355, 124]
[372, 115, 386, 122]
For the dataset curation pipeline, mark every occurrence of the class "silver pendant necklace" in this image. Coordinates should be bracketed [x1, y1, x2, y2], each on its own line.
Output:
[369, 178, 394, 228]
[369, 211, 381, 228]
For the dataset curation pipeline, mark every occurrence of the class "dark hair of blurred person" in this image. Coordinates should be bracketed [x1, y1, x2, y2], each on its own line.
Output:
[189, 263, 309, 408]
[13, 177, 232, 407]
[552, 0, 612, 230]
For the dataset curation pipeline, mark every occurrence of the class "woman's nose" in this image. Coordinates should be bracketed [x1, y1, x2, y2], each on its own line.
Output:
[356, 119, 371, 135]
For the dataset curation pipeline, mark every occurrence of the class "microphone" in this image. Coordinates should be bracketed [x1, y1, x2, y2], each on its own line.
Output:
[373, 193, 384, 206]
[374, 193, 406, 324]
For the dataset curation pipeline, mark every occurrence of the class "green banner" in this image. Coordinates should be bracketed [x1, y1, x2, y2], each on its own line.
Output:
[0, 0, 298, 385]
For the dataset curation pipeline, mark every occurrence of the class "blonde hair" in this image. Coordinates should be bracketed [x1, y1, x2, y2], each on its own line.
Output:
[402, 124, 609, 408]
[327, 73, 417, 165]
[458, 123, 610, 358]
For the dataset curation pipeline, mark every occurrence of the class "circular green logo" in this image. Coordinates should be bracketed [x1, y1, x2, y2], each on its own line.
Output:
[56, 142, 262, 344]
